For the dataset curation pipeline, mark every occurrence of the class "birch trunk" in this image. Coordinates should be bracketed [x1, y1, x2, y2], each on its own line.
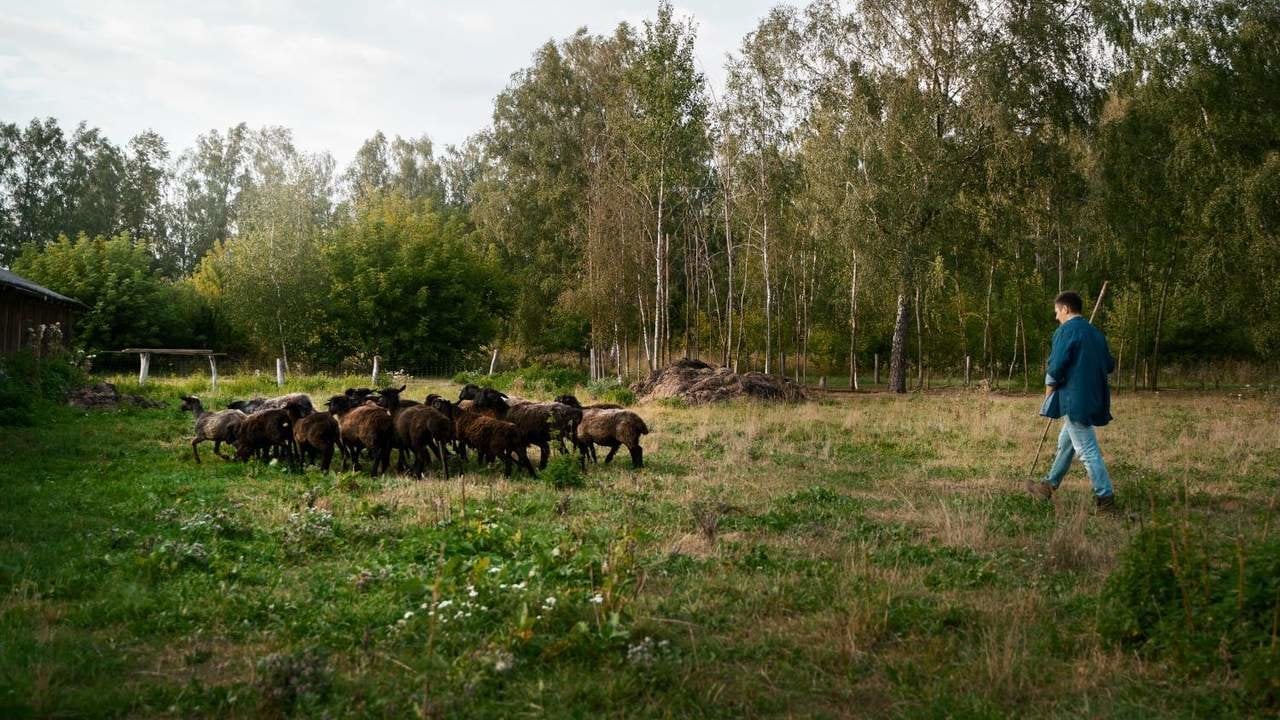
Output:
[889, 291, 909, 393]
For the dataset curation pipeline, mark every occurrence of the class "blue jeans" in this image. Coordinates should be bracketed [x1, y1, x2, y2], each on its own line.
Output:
[1044, 419, 1114, 498]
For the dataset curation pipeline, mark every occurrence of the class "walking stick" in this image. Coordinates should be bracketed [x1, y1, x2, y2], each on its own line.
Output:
[1029, 281, 1108, 478]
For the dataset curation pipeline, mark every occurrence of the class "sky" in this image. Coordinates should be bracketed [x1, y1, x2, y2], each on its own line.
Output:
[0, 0, 779, 163]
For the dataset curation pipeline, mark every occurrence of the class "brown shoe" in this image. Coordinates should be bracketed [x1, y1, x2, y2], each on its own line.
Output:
[1025, 479, 1054, 502]
[1095, 494, 1118, 513]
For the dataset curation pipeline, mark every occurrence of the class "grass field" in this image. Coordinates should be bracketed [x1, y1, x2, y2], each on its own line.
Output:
[2, 374, 1277, 718]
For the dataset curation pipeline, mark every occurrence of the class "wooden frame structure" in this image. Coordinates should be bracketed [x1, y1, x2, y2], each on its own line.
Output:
[1, 269, 87, 354]
[119, 348, 226, 388]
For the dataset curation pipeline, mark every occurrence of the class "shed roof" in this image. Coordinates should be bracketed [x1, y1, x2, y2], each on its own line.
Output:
[0, 269, 88, 308]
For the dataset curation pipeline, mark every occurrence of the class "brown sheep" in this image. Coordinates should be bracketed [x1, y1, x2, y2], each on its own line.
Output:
[180, 395, 246, 463]
[339, 403, 394, 477]
[450, 403, 537, 478]
[234, 408, 295, 464]
[576, 409, 650, 469]
[293, 411, 342, 472]
[502, 402, 583, 469]
[394, 404, 453, 479]
[554, 394, 624, 410]
[227, 392, 316, 416]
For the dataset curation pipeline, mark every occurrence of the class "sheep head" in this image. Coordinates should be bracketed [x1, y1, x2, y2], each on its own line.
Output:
[429, 397, 456, 417]
[325, 395, 355, 416]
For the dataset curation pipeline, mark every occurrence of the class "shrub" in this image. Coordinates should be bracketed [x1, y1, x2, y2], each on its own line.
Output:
[542, 454, 586, 489]
[283, 508, 337, 555]
[1098, 515, 1280, 707]
[0, 350, 87, 426]
[453, 363, 589, 396]
[255, 648, 331, 715]
[587, 377, 636, 406]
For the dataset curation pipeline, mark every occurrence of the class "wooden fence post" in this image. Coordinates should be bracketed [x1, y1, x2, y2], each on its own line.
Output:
[208, 355, 218, 391]
[874, 354, 880, 385]
[276, 358, 285, 387]
[488, 348, 499, 376]
[965, 355, 971, 387]
[371, 355, 381, 386]
[138, 352, 151, 386]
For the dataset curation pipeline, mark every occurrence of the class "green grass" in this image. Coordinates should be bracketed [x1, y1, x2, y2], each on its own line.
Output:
[1, 375, 1277, 717]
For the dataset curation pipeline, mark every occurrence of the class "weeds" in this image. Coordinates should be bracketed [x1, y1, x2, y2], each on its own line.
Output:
[1098, 513, 1280, 708]
[2, 373, 1277, 717]
[541, 454, 586, 489]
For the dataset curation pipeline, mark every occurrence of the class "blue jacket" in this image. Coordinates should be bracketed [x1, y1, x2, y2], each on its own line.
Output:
[1041, 316, 1115, 427]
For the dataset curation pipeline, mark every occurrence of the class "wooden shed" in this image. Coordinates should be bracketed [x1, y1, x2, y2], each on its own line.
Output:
[0, 268, 87, 354]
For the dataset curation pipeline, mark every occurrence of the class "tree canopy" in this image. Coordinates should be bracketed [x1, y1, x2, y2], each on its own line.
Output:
[3, 0, 1275, 386]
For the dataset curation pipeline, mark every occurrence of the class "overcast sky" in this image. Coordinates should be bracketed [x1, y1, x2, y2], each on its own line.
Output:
[0, 0, 778, 163]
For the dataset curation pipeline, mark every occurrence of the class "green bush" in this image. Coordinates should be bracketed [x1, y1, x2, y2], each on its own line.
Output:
[587, 378, 636, 406]
[452, 363, 589, 396]
[541, 454, 586, 489]
[1098, 515, 1280, 707]
[0, 350, 87, 426]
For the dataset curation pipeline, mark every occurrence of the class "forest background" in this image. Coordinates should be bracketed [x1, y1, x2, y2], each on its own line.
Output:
[3, 0, 1277, 391]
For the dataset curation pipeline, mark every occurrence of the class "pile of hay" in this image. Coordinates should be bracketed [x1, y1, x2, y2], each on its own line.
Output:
[67, 382, 163, 409]
[632, 358, 809, 404]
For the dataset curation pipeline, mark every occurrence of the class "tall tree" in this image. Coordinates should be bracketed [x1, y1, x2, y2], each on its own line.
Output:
[628, 1, 711, 369]
[172, 123, 251, 274]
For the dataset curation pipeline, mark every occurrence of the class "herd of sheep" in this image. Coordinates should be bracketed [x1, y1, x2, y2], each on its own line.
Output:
[177, 384, 651, 478]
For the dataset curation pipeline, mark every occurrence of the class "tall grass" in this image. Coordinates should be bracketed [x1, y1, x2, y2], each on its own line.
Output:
[1, 373, 1277, 716]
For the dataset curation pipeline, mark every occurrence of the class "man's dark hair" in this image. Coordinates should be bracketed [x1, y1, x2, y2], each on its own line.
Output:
[1055, 291, 1083, 314]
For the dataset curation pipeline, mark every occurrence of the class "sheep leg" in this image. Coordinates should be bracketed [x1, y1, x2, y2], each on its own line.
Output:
[519, 448, 538, 478]
[537, 441, 551, 470]
[629, 444, 644, 469]
[604, 443, 621, 464]
[373, 443, 391, 478]
[502, 453, 513, 477]
[413, 447, 427, 479]
[212, 440, 230, 460]
[191, 438, 203, 464]
[436, 440, 450, 481]
[395, 447, 406, 474]
[321, 443, 333, 473]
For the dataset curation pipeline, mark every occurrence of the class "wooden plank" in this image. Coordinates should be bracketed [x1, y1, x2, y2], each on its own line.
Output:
[119, 348, 216, 355]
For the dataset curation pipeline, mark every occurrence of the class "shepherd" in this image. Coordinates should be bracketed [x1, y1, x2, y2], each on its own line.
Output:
[1026, 290, 1118, 511]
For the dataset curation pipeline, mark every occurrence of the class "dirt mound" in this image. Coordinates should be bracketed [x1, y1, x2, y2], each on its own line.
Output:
[632, 359, 809, 404]
[67, 383, 163, 409]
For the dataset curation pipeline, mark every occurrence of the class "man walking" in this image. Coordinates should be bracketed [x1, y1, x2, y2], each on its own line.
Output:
[1026, 291, 1118, 510]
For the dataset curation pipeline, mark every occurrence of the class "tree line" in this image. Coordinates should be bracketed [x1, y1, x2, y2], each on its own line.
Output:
[3, 0, 1276, 390]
